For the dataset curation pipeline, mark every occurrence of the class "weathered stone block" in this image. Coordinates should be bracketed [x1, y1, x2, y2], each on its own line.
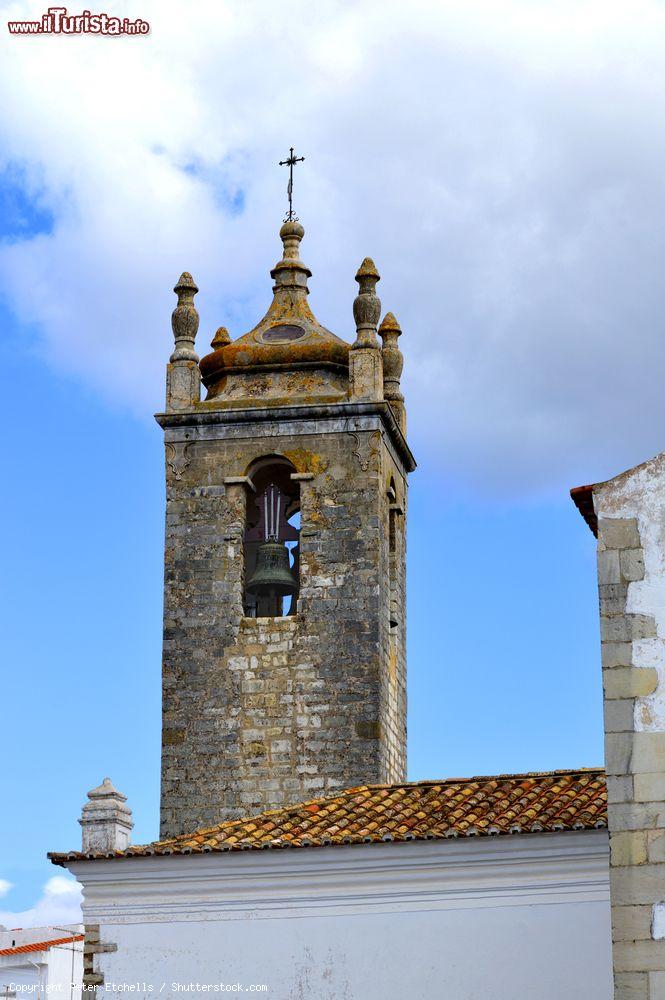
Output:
[599, 517, 641, 550]
[600, 583, 629, 614]
[605, 700, 636, 733]
[603, 642, 634, 669]
[611, 864, 665, 905]
[166, 361, 201, 411]
[602, 615, 632, 642]
[610, 802, 665, 832]
[614, 972, 648, 999]
[621, 549, 646, 582]
[613, 939, 665, 972]
[599, 549, 621, 584]
[606, 733, 634, 775]
[613, 905, 653, 942]
[648, 833, 665, 864]
[635, 773, 665, 803]
[611, 831, 648, 867]
[349, 349, 383, 402]
[632, 734, 665, 774]
[607, 774, 635, 803]
[604, 669, 658, 701]
[601, 615, 657, 643]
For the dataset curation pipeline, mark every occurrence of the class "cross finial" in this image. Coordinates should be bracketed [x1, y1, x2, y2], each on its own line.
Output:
[278, 146, 305, 222]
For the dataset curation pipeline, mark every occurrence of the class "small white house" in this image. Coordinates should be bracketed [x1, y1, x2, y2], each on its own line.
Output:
[0, 927, 83, 1000]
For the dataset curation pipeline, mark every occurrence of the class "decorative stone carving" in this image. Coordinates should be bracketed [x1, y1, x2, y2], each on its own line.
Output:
[210, 326, 231, 350]
[166, 272, 201, 411]
[379, 313, 404, 400]
[79, 777, 133, 853]
[170, 272, 200, 363]
[166, 441, 191, 480]
[379, 312, 406, 433]
[351, 430, 381, 472]
[352, 258, 381, 349]
[350, 258, 384, 401]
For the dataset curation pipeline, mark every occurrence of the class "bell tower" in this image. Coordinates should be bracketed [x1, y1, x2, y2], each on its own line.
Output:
[157, 218, 415, 839]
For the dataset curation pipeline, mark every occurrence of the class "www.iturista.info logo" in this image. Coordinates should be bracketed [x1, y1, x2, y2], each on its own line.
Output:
[7, 6, 150, 34]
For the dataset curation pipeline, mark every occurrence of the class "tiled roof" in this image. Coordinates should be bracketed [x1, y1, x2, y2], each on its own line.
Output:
[570, 484, 598, 536]
[50, 769, 606, 864]
[0, 935, 83, 957]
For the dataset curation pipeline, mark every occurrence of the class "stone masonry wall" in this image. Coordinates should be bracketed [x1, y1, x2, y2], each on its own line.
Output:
[82, 924, 117, 996]
[159, 409, 409, 839]
[381, 448, 408, 782]
[594, 453, 665, 1000]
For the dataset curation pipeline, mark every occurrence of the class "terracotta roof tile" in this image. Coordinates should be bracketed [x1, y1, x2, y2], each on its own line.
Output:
[570, 484, 598, 536]
[0, 936, 83, 957]
[50, 769, 606, 865]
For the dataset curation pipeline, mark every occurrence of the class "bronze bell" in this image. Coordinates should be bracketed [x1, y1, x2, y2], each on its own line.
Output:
[246, 540, 298, 598]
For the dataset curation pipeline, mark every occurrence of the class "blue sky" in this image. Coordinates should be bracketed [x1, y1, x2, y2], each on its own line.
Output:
[2, 0, 665, 926]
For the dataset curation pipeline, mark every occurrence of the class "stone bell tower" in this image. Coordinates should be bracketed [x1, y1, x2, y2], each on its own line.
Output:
[158, 218, 415, 839]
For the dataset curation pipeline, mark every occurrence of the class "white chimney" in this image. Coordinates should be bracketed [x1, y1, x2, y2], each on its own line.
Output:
[79, 777, 133, 853]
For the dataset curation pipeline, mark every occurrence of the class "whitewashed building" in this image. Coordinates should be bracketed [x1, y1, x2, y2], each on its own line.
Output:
[52, 772, 612, 1000]
[0, 928, 83, 1000]
[573, 451, 665, 999]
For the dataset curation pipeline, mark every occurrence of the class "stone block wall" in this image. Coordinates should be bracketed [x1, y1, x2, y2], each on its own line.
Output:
[593, 454, 665, 1000]
[158, 405, 411, 839]
[82, 924, 117, 996]
[383, 475, 407, 782]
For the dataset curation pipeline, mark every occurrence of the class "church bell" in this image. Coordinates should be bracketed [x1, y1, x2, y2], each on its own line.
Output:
[245, 482, 299, 600]
[246, 539, 298, 598]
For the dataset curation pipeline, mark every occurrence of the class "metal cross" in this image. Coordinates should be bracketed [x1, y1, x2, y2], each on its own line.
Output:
[279, 146, 305, 221]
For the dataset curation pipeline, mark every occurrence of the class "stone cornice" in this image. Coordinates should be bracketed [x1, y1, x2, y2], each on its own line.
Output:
[155, 400, 416, 473]
[64, 831, 608, 925]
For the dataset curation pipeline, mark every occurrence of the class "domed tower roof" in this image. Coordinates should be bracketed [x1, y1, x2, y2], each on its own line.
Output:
[200, 221, 350, 407]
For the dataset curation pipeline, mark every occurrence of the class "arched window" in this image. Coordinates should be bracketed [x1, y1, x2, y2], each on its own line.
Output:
[387, 476, 401, 631]
[388, 477, 397, 554]
[243, 456, 300, 617]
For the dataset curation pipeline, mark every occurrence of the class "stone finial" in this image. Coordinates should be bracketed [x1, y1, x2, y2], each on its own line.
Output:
[79, 777, 133, 854]
[270, 220, 311, 297]
[170, 272, 200, 363]
[352, 258, 381, 349]
[211, 326, 231, 350]
[379, 312, 404, 400]
[379, 312, 405, 433]
[279, 219, 305, 260]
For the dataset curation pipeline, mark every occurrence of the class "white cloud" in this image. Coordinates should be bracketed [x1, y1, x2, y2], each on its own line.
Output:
[0, 880, 12, 899]
[0, 877, 82, 929]
[1, 0, 665, 494]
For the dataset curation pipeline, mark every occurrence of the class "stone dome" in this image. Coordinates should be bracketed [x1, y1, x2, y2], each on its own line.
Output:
[199, 221, 350, 407]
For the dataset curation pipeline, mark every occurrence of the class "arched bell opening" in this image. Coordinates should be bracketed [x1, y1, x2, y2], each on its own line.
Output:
[387, 476, 400, 631]
[243, 456, 300, 618]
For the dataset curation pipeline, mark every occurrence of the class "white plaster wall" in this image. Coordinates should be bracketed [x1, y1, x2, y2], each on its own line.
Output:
[0, 960, 42, 996]
[99, 900, 610, 1000]
[47, 944, 82, 1000]
[595, 452, 665, 731]
[69, 833, 613, 1000]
